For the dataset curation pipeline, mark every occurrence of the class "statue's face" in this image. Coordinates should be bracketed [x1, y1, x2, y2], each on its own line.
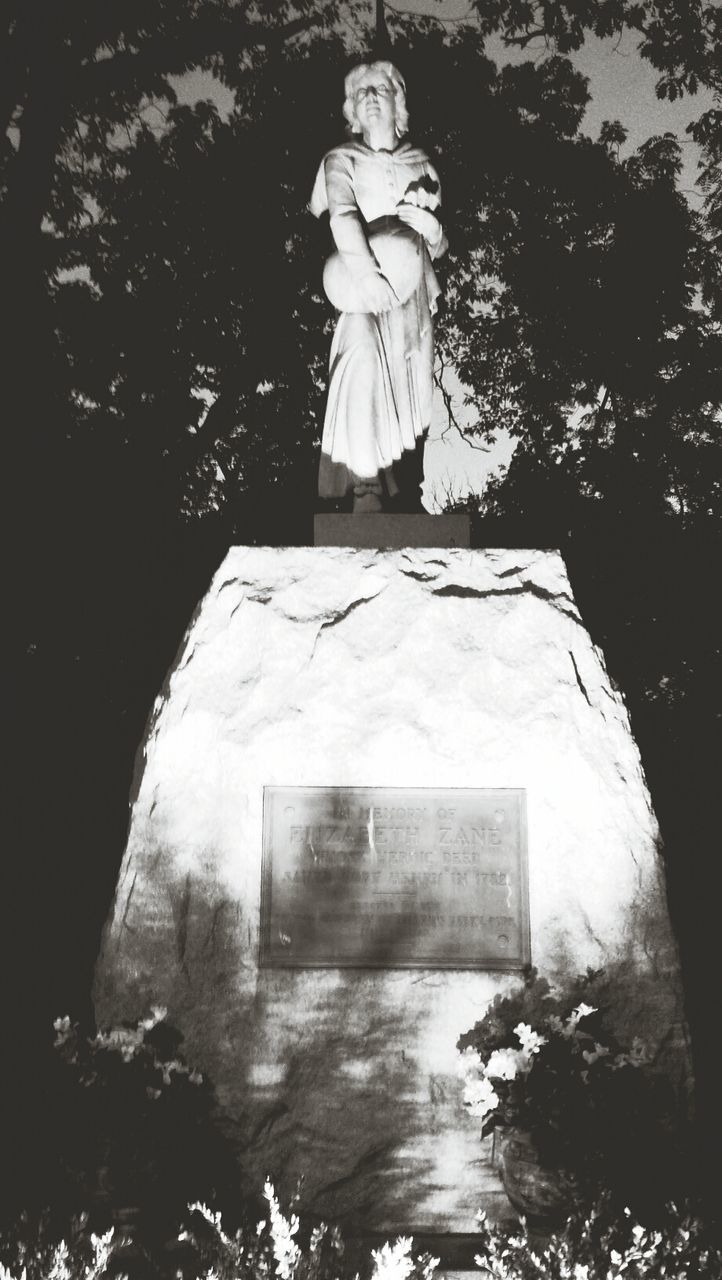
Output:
[353, 67, 396, 135]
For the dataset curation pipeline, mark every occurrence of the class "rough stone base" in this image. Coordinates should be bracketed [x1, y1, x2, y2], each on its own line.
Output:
[94, 547, 689, 1232]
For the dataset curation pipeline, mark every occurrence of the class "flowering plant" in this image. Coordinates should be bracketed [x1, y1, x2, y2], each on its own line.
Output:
[473, 1195, 722, 1280]
[0, 1216, 120, 1280]
[178, 1183, 439, 1280]
[50, 1009, 235, 1227]
[457, 970, 681, 1206]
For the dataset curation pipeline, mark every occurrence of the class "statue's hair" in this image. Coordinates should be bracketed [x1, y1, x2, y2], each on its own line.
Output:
[343, 61, 409, 138]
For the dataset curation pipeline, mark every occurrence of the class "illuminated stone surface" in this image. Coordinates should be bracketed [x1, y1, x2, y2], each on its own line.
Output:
[95, 546, 688, 1232]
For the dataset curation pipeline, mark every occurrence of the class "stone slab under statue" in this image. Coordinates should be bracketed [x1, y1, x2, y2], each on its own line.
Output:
[314, 511, 470, 547]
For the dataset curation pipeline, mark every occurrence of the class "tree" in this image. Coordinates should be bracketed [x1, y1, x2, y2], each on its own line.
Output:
[5, 0, 722, 1212]
[2, 1, 352, 532]
[430, 3, 722, 1200]
[5, 3, 349, 1211]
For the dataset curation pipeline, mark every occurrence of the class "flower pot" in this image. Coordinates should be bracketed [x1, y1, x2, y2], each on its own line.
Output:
[498, 1128, 571, 1225]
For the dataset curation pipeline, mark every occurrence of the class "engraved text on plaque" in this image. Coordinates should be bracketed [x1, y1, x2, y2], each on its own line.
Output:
[260, 787, 529, 968]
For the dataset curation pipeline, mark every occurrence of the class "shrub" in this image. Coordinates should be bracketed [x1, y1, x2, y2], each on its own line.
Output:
[1, 1186, 719, 1280]
[0, 1184, 440, 1280]
[49, 1009, 237, 1231]
[0, 1214, 119, 1280]
[457, 969, 689, 1212]
[473, 1196, 722, 1279]
[176, 1183, 439, 1280]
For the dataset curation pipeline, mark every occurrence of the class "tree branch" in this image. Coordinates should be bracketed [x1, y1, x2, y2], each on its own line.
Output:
[434, 366, 490, 451]
[75, 12, 328, 106]
[503, 25, 548, 50]
[594, 385, 610, 439]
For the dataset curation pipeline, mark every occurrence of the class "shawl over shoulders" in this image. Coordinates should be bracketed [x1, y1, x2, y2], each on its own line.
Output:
[309, 140, 437, 219]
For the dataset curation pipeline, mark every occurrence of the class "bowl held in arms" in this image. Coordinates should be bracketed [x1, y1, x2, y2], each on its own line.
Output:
[323, 219, 423, 313]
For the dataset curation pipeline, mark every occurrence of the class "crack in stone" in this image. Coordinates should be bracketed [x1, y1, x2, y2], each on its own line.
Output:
[304, 591, 383, 665]
[250, 1099, 290, 1144]
[569, 650, 592, 707]
[317, 1141, 397, 1195]
[305, 589, 386, 664]
[204, 901, 228, 954]
[580, 906, 606, 955]
[628, 845, 644, 893]
[172, 873, 192, 983]
[431, 580, 580, 622]
[319, 592, 384, 631]
[120, 870, 138, 936]
[177, 642, 198, 673]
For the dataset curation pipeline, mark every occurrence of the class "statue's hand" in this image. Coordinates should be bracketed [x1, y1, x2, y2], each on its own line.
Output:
[396, 202, 441, 248]
[362, 270, 399, 314]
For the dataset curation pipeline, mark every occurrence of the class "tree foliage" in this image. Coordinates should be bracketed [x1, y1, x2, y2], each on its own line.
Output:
[4, 0, 722, 1211]
[469, 0, 722, 97]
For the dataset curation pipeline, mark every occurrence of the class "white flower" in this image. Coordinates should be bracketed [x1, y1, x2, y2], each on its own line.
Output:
[565, 1003, 597, 1034]
[141, 1005, 168, 1030]
[87, 1230, 116, 1280]
[485, 1048, 525, 1081]
[514, 1023, 547, 1055]
[93, 1025, 144, 1060]
[582, 1042, 610, 1065]
[611, 1037, 650, 1070]
[161, 1057, 188, 1085]
[419, 1254, 440, 1280]
[463, 1075, 499, 1119]
[189, 1202, 232, 1247]
[457, 1047, 483, 1078]
[264, 1180, 301, 1280]
[309, 1225, 327, 1253]
[371, 1237, 415, 1280]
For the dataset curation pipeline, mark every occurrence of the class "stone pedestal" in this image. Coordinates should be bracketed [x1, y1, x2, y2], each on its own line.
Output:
[94, 546, 689, 1232]
[314, 512, 471, 548]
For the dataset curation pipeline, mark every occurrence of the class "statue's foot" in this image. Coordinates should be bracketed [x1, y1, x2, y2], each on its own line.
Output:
[353, 481, 383, 513]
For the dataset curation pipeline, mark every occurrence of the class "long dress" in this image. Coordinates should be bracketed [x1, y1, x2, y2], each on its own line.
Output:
[309, 139, 447, 499]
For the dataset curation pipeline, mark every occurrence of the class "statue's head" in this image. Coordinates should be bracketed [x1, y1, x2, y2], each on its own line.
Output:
[343, 61, 409, 139]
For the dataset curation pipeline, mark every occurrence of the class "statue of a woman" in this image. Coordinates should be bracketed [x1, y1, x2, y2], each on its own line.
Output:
[310, 62, 447, 512]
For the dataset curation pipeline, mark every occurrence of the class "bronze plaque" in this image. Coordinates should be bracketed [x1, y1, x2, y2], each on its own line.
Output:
[260, 787, 529, 969]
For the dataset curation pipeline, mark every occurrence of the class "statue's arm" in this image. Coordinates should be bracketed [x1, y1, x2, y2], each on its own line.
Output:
[421, 162, 448, 259]
[427, 216, 448, 261]
[324, 151, 383, 282]
[396, 159, 448, 259]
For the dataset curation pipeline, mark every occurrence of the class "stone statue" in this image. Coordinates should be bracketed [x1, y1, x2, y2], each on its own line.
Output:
[310, 61, 448, 513]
